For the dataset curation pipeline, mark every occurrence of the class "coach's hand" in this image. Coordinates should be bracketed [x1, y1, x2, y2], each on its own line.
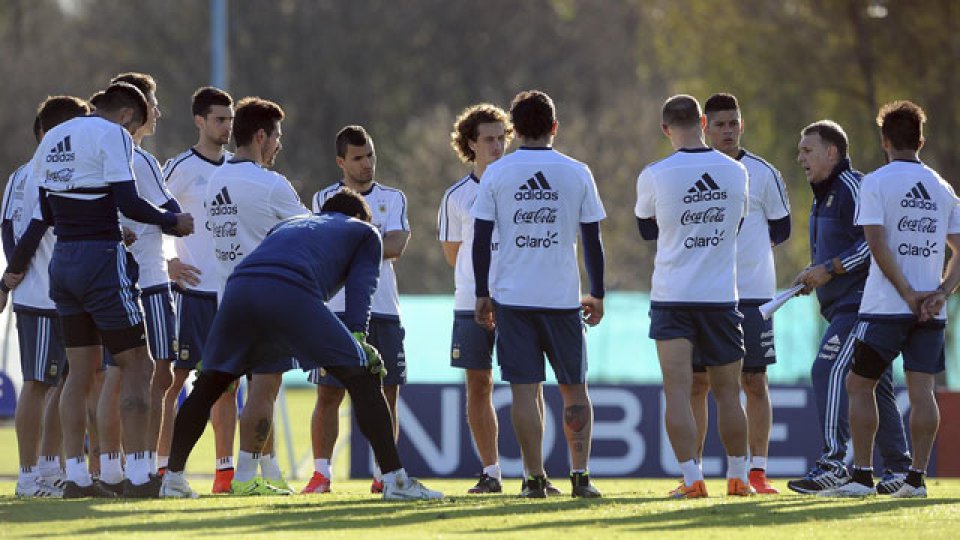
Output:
[3, 272, 24, 290]
[168, 258, 201, 288]
[353, 331, 386, 379]
[581, 295, 604, 326]
[475, 297, 495, 331]
[173, 213, 195, 236]
[793, 264, 832, 295]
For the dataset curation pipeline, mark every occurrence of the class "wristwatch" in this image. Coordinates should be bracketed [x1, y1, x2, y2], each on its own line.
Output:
[823, 259, 836, 276]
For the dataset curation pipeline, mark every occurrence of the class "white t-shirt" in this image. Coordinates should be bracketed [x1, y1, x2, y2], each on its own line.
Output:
[855, 160, 960, 319]
[1, 160, 56, 310]
[313, 182, 409, 317]
[471, 147, 606, 309]
[438, 173, 500, 311]
[34, 115, 134, 197]
[163, 148, 231, 293]
[123, 146, 175, 289]
[736, 150, 791, 301]
[206, 159, 307, 295]
[635, 148, 749, 306]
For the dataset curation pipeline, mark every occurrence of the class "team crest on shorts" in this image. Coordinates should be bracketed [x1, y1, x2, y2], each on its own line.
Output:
[180, 349, 190, 361]
[47, 364, 58, 378]
[452, 347, 461, 360]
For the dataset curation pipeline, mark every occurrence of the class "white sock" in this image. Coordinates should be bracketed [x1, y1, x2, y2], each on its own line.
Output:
[19, 465, 38, 484]
[483, 463, 502, 481]
[101, 452, 125, 484]
[382, 468, 406, 488]
[372, 462, 382, 482]
[126, 452, 151, 486]
[751, 455, 767, 471]
[315, 458, 331, 478]
[217, 455, 234, 470]
[38, 456, 61, 479]
[727, 455, 748, 482]
[65, 456, 92, 487]
[148, 451, 157, 475]
[679, 459, 703, 486]
[260, 453, 282, 480]
[235, 451, 260, 483]
[157, 455, 170, 470]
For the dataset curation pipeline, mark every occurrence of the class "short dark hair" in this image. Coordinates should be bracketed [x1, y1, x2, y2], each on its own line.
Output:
[704, 93, 739, 116]
[877, 100, 925, 152]
[335, 125, 371, 158]
[192, 86, 233, 117]
[450, 103, 513, 163]
[233, 96, 284, 147]
[91, 82, 149, 126]
[662, 95, 702, 128]
[320, 187, 372, 222]
[37, 95, 91, 133]
[110, 72, 156, 99]
[510, 90, 555, 140]
[802, 120, 849, 157]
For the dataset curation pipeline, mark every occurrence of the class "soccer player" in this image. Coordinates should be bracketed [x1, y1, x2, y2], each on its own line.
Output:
[636, 94, 752, 499]
[160, 87, 238, 492]
[33, 82, 193, 498]
[786, 120, 912, 494]
[2, 97, 89, 497]
[95, 71, 184, 493]
[206, 96, 308, 495]
[820, 101, 960, 498]
[161, 189, 443, 501]
[437, 104, 512, 493]
[690, 93, 790, 494]
[472, 90, 605, 498]
[304, 126, 410, 495]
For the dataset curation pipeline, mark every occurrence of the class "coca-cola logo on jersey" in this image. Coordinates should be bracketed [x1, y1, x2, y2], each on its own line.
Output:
[212, 221, 238, 238]
[513, 207, 558, 224]
[897, 216, 937, 233]
[680, 207, 726, 225]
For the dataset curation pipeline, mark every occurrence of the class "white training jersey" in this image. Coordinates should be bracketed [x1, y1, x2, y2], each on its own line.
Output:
[1, 160, 56, 310]
[635, 148, 749, 306]
[312, 182, 409, 317]
[34, 115, 134, 197]
[437, 173, 500, 311]
[855, 160, 960, 319]
[471, 147, 606, 309]
[736, 150, 791, 301]
[123, 146, 175, 289]
[163, 148, 231, 293]
[206, 159, 308, 296]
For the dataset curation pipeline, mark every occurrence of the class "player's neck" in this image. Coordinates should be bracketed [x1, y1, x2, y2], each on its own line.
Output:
[233, 145, 262, 165]
[519, 136, 552, 149]
[194, 139, 225, 162]
[721, 147, 742, 160]
[886, 149, 920, 163]
[473, 162, 488, 179]
[341, 178, 374, 193]
[671, 134, 707, 151]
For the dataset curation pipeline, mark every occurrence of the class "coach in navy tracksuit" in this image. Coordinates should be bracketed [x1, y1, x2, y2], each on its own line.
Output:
[787, 120, 912, 494]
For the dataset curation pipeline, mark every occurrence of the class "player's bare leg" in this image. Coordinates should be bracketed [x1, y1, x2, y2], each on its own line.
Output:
[707, 360, 752, 495]
[14, 381, 52, 495]
[466, 368, 498, 467]
[742, 371, 777, 492]
[96, 366, 124, 490]
[61, 346, 102, 491]
[232, 373, 285, 494]
[110, 345, 159, 492]
[511, 382, 545, 496]
[210, 383, 239, 491]
[690, 371, 710, 460]
[657, 339, 698, 462]
[157, 367, 190, 469]
[148, 359, 173, 461]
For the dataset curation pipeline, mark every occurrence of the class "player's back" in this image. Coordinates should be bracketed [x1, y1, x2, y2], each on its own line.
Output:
[636, 148, 748, 305]
[858, 160, 960, 318]
[233, 212, 381, 301]
[736, 150, 790, 301]
[163, 149, 229, 293]
[206, 159, 306, 289]
[472, 147, 605, 309]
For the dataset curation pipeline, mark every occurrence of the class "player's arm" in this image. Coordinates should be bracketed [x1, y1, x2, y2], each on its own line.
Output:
[764, 165, 791, 246]
[112, 181, 192, 234]
[580, 221, 605, 326]
[343, 230, 383, 333]
[383, 230, 410, 260]
[768, 216, 791, 246]
[441, 242, 460, 267]
[920, 233, 960, 320]
[437, 188, 463, 267]
[472, 218, 495, 330]
[637, 218, 658, 240]
[863, 224, 927, 316]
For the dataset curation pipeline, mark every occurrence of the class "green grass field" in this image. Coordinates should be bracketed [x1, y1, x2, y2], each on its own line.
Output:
[2, 389, 960, 538]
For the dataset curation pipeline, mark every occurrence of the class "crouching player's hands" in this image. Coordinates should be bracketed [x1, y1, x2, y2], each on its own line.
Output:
[353, 331, 386, 379]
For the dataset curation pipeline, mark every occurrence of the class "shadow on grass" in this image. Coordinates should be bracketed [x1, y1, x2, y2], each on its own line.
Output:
[1, 494, 958, 536]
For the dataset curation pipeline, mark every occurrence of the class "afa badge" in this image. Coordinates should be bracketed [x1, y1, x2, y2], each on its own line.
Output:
[47, 364, 58, 378]
[180, 349, 190, 361]
[452, 347, 461, 360]
[379, 203, 387, 214]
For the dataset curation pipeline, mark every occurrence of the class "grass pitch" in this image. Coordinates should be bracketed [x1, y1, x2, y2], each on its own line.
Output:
[2, 478, 960, 539]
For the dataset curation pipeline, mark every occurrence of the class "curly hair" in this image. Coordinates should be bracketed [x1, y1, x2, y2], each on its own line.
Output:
[450, 103, 513, 163]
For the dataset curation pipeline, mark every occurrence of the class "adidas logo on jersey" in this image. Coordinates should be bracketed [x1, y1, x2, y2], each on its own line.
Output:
[901, 182, 937, 210]
[45, 136, 75, 163]
[515, 172, 558, 201]
[683, 173, 727, 203]
[208, 187, 238, 216]
[827, 335, 842, 346]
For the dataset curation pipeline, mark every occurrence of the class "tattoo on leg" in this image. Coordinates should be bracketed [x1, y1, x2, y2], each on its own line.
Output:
[564, 404, 588, 433]
[121, 396, 149, 415]
[254, 418, 271, 444]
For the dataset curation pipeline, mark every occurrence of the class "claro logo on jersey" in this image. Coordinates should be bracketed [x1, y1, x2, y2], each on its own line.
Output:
[683, 173, 727, 203]
[515, 172, 558, 201]
[515, 231, 558, 248]
[215, 242, 244, 261]
[513, 206, 558, 224]
[45, 136, 75, 163]
[901, 182, 937, 211]
[207, 186, 238, 216]
[684, 228, 725, 249]
[899, 240, 938, 258]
